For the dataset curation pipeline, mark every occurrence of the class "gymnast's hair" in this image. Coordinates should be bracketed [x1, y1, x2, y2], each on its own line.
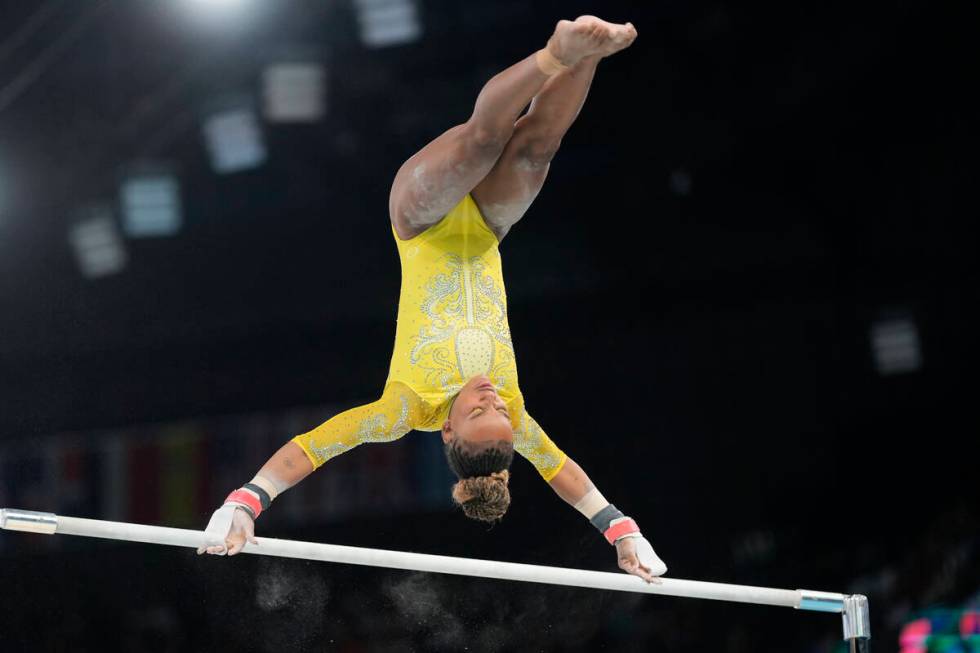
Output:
[444, 438, 514, 524]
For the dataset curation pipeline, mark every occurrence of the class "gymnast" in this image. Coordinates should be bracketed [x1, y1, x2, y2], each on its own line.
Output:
[199, 15, 667, 583]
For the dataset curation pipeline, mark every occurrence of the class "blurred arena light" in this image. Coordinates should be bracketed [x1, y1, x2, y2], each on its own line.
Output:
[262, 59, 326, 123]
[118, 165, 182, 238]
[201, 99, 266, 173]
[195, 0, 249, 6]
[870, 311, 922, 376]
[68, 205, 128, 278]
[174, 0, 262, 33]
[354, 0, 422, 48]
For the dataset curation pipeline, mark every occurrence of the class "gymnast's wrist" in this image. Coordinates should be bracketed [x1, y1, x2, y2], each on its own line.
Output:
[223, 476, 276, 520]
[588, 503, 642, 545]
[573, 488, 642, 544]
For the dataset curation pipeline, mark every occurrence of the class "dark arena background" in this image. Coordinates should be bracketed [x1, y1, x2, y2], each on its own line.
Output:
[0, 1, 975, 652]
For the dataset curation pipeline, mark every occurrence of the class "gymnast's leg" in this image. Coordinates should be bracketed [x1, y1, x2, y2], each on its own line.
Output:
[389, 16, 637, 240]
[471, 18, 637, 240]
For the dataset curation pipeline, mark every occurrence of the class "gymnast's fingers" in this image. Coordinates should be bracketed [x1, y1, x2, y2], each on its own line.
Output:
[637, 562, 663, 584]
[618, 551, 638, 573]
[245, 519, 258, 546]
[622, 556, 644, 577]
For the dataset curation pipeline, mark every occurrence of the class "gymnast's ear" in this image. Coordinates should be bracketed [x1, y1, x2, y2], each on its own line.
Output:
[441, 421, 453, 444]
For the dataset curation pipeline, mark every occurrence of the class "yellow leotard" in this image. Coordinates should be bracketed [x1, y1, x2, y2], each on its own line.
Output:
[292, 193, 567, 481]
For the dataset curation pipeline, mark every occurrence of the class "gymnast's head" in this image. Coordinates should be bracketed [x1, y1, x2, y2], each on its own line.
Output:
[441, 374, 515, 524]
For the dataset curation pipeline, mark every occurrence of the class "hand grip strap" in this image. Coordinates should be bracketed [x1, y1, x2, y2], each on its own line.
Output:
[225, 488, 262, 520]
[604, 517, 640, 545]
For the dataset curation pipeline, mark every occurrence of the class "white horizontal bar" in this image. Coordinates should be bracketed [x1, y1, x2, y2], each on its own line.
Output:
[1, 509, 846, 612]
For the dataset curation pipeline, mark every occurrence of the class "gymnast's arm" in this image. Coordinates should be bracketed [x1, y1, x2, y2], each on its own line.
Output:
[548, 455, 666, 583]
[513, 408, 666, 582]
[198, 382, 424, 556]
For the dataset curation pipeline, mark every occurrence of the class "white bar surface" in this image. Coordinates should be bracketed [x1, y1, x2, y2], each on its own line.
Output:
[2, 509, 845, 611]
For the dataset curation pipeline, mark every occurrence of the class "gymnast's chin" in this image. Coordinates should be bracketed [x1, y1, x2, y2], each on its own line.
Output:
[441, 374, 516, 525]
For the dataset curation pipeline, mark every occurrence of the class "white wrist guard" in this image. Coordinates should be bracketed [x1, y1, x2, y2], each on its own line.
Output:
[572, 487, 609, 519]
[249, 474, 281, 501]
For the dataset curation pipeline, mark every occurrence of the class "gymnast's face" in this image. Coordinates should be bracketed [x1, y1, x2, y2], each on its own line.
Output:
[441, 375, 514, 445]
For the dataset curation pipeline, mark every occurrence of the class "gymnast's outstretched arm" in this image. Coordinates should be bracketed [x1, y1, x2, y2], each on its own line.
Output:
[513, 408, 667, 582]
[549, 456, 667, 583]
[198, 382, 426, 556]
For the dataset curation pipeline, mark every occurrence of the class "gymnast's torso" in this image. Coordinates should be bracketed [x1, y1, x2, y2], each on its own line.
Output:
[386, 192, 522, 430]
[291, 193, 565, 480]
[385, 193, 565, 480]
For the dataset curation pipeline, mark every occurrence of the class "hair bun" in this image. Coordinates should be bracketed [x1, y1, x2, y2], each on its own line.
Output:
[451, 473, 511, 524]
[489, 469, 510, 485]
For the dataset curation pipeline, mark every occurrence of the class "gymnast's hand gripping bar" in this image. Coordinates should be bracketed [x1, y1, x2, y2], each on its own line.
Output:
[1, 508, 871, 649]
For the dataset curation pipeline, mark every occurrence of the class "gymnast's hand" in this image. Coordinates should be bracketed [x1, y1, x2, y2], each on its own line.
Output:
[196, 504, 258, 556]
[616, 535, 667, 584]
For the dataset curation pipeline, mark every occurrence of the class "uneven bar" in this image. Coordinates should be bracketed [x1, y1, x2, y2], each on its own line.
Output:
[1, 508, 845, 612]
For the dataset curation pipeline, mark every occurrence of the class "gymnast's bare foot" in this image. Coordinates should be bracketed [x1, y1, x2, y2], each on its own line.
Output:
[546, 16, 638, 67]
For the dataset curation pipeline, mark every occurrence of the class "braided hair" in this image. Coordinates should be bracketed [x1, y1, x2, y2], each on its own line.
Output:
[444, 438, 514, 524]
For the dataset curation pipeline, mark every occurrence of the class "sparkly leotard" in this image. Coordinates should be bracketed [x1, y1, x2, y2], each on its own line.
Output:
[291, 193, 567, 481]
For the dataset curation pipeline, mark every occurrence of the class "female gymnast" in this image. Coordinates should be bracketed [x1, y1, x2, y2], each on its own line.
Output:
[199, 15, 667, 584]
